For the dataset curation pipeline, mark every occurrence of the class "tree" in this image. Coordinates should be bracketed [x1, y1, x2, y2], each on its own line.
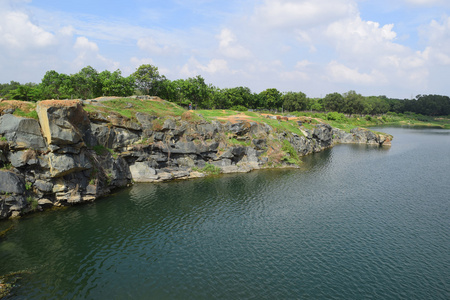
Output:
[99, 70, 134, 97]
[322, 92, 345, 112]
[39, 70, 71, 99]
[343, 90, 364, 115]
[282, 91, 307, 112]
[72, 66, 101, 99]
[259, 88, 282, 110]
[132, 64, 164, 95]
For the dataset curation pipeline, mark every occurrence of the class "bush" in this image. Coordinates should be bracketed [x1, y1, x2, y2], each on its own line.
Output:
[201, 163, 221, 175]
[327, 111, 345, 121]
[230, 105, 248, 112]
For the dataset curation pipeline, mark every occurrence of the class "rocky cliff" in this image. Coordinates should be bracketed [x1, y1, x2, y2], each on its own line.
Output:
[0, 98, 391, 219]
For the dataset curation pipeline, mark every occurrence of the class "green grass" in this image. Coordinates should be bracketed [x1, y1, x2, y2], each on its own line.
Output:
[13, 108, 39, 120]
[200, 163, 222, 175]
[26, 196, 39, 210]
[281, 139, 301, 165]
[84, 98, 186, 122]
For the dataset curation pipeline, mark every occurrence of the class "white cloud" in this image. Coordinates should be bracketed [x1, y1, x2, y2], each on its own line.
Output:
[180, 57, 231, 77]
[217, 28, 251, 59]
[403, 0, 447, 6]
[73, 36, 119, 71]
[326, 61, 386, 85]
[137, 37, 171, 55]
[0, 10, 56, 54]
[252, 0, 356, 30]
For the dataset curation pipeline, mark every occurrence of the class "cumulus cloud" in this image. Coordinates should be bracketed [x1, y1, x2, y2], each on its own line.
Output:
[73, 36, 119, 71]
[0, 10, 56, 54]
[217, 28, 252, 59]
[180, 57, 230, 77]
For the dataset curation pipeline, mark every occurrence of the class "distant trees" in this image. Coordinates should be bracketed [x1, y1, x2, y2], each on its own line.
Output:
[1, 63, 449, 116]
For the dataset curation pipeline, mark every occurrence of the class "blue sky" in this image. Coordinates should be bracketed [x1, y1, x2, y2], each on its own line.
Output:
[1, 0, 450, 99]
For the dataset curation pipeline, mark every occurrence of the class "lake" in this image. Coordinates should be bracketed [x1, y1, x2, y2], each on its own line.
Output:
[0, 127, 449, 299]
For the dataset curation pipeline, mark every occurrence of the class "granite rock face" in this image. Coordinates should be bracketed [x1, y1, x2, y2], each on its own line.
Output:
[0, 99, 392, 219]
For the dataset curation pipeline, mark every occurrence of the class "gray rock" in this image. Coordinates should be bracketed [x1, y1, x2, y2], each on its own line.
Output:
[219, 149, 234, 159]
[313, 124, 333, 144]
[162, 141, 197, 154]
[230, 121, 251, 136]
[212, 159, 232, 167]
[129, 161, 159, 182]
[0, 114, 47, 151]
[47, 151, 92, 178]
[177, 156, 196, 168]
[34, 180, 53, 193]
[163, 119, 176, 130]
[154, 132, 165, 141]
[36, 100, 90, 146]
[38, 199, 53, 207]
[136, 112, 156, 129]
[8, 151, 27, 168]
[252, 139, 267, 150]
[0, 170, 25, 194]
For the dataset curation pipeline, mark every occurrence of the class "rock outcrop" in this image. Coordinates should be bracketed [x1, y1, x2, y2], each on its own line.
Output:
[0, 99, 392, 219]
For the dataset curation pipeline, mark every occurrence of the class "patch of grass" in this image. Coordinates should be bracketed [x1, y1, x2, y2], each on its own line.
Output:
[92, 145, 117, 158]
[86, 98, 186, 121]
[200, 163, 222, 175]
[26, 196, 39, 210]
[1, 163, 12, 170]
[281, 139, 301, 165]
[13, 108, 39, 120]
[0, 136, 7, 142]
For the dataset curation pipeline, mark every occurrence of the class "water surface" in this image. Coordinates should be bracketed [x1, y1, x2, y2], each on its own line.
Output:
[1, 127, 449, 299]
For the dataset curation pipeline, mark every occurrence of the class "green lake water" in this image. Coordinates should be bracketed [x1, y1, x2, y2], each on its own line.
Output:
[0, 127, 449, 299]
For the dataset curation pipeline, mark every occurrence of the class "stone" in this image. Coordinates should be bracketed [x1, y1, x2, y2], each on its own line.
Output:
[163, 119, 176, 130]
[129, 161, 159, 182]
[0, 114, 47, 151]
[37, 100, 90, 146]
[46, 151, 92, 178]
[38, 199, 53, 207]
[136, 112, 156, 129]
[252, 139, 267, 150]
[0, 170, 25, 194]
[34, 180, 53, 193]
[177, 156, 196, 168]
[229, 121, 251, 136]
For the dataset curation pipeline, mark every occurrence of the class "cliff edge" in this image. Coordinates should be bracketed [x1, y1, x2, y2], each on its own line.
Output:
[0, 98, 391, 219]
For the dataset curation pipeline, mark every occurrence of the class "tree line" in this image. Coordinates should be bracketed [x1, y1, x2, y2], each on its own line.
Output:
[1, 64, 449, 116]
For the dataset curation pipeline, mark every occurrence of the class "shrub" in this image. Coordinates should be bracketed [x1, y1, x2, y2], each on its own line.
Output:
[201, 163, 221, 175]
[281, 139, 301, 165]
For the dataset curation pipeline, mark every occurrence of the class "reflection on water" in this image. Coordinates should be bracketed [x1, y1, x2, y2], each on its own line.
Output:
[1, 128, 449, 299]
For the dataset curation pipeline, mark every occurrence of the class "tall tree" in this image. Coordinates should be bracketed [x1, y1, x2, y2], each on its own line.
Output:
[132, 64, 164, 95]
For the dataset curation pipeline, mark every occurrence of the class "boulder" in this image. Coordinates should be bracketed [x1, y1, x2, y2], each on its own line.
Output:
[229, 121, 251, 136]
[0, 170, 25, 194]
[136, 112, 156, 129]
[129, 161, 159, 182]
[313, 124, 333, 145]
[0, 114, 47, 151]
[37, 100, 90, 146]
[34, 180, 53, 193]
[46, 151, 92, 177]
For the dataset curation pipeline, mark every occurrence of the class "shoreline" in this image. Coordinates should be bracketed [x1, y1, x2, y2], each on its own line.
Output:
[0, 98, 392, 220]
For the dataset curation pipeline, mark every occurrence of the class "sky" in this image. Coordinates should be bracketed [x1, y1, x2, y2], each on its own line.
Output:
[1, 0, 450, 99]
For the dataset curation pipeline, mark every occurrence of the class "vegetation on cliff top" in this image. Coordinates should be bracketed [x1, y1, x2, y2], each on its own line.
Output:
[1, 64, 450, 121]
